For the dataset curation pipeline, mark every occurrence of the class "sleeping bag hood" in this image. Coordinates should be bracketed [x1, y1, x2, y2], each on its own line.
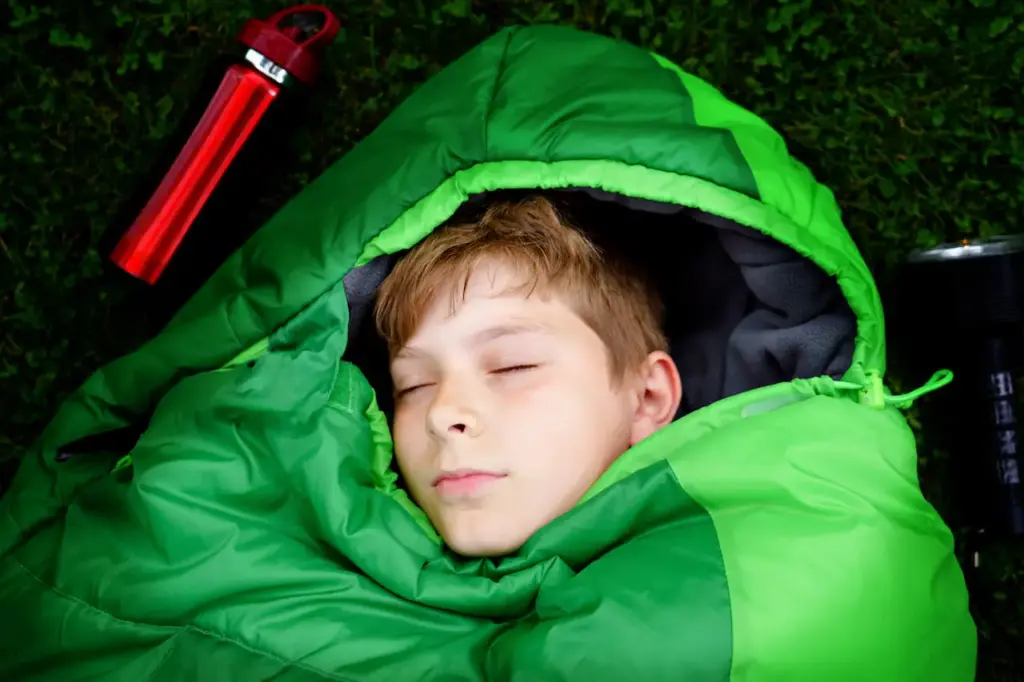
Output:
[0, 25, 975, 682]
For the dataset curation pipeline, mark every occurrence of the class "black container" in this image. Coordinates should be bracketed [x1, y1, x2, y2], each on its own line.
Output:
[896, 235, 1024, 543]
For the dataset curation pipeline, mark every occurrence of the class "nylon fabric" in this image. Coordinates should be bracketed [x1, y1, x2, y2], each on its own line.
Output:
[4, 357, 730, 680]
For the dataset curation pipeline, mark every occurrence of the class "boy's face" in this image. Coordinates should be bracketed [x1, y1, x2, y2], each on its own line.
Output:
[389, 259, 643, 557]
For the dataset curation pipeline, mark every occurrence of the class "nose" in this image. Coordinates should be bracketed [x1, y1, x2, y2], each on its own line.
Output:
[426, 380, 481, 440]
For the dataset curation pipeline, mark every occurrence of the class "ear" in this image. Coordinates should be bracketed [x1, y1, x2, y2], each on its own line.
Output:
[629, 351, 683, 446]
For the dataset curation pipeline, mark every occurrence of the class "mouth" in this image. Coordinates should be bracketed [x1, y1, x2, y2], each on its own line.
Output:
[432, 469, 507, 496]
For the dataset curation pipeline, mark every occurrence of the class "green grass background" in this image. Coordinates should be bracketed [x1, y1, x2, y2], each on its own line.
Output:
[1, 0, 1022, 678]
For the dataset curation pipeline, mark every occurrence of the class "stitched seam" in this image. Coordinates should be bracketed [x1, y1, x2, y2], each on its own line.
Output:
[345, 366, 356, 414]
[326, 355, 344, 407]
[9, 556, 355, 681]
[660, 463, 737, 682]
[182, 625, 357, 682]
[148, 632, 180, 678]
[482, 27, 518, 158]
[7, 555, 178, 634]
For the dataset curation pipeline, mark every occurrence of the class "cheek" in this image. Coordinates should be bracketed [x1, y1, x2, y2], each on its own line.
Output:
[391, 410, 427, 470]
[505, 375, 631, 460]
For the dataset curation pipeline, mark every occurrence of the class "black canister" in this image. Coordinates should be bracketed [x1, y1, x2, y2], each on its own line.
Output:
[898, 235, 1024, 542]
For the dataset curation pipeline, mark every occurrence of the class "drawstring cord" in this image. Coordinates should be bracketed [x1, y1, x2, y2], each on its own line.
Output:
[834, 369, 954, 410]
[111, 454, 133, 473]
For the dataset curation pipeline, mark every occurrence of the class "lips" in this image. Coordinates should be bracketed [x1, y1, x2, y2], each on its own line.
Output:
[433, 469, 507, 496]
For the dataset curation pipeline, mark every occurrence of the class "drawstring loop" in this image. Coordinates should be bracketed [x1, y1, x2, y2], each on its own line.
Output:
[834, 369, 954, 410]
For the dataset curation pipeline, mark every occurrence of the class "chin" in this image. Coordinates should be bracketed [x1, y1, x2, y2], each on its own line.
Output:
[441, 521, 531, 558]
[445, 535, 521, 558]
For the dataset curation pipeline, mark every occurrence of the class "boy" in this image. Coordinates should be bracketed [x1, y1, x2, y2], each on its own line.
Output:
[374, 195, 682, 556]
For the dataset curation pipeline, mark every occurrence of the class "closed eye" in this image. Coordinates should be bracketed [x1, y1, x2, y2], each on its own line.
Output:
[492, 364, 538, 375]
[396, 383, 433, 397]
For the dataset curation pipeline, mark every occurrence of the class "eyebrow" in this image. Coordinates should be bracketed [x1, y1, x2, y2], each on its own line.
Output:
[394, 321, 550, 360]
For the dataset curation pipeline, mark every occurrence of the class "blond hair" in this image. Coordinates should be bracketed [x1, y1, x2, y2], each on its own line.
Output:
[373, 195, 667, 380]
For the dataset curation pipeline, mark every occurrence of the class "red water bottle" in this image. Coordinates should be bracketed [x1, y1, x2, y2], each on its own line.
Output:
[110, 6, 340, 284]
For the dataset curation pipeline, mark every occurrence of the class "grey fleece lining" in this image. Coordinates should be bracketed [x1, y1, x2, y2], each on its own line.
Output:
[342, 189, 856, 418]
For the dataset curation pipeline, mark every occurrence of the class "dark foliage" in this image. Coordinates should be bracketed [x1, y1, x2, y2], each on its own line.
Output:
[1, 1, 1021, 678]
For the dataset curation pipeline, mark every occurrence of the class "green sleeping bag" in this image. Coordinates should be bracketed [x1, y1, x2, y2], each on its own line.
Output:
[0, 25, 976, 681]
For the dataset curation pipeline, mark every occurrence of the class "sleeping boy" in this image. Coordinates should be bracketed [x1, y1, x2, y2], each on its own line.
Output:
[373, 194, 682, 555]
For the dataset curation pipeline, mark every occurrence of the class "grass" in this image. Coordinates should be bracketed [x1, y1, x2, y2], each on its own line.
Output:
[2, 0, 1022, 678]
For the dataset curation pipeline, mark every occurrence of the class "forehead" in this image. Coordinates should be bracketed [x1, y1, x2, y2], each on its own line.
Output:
[421, 259, 552, 323]
[410, 293, 564, 346]
[393, 261, 582, 356]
